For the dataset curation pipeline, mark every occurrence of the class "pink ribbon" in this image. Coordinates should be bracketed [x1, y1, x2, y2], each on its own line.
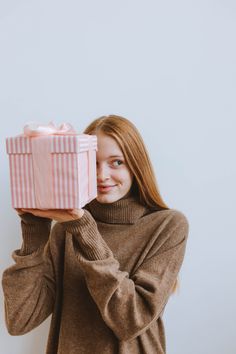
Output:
[23, 121, 77, 137]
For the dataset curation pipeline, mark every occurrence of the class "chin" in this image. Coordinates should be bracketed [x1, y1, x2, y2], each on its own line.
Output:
[96, 195, 117, 203]
[96, 190, 130, 204]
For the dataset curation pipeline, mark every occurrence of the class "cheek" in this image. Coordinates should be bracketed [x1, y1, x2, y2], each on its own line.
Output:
[119, 169, 133, 184]
[110, 169, 126, 182]
[107, 166, 133, 184]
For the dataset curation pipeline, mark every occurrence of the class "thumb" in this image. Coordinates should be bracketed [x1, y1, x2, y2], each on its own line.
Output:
[15, 208, 25, 215]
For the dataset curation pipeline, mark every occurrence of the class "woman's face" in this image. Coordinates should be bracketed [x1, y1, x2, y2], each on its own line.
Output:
[95, 131, 134, 204]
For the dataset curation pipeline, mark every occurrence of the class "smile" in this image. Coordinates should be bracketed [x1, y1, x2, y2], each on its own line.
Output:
[97, 185, 116, 193]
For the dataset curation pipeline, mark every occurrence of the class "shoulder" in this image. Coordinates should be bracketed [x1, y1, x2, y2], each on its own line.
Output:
[143, 208, 189, 241]
[145, 206, 188, 225]
[161, 209, 189, 228]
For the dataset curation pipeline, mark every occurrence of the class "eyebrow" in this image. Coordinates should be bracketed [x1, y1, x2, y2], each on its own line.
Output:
[96, 155, 124, 161]
[108, 155, 124, 158]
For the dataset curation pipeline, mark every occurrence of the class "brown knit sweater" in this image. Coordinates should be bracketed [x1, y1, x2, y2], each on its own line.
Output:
[2, 195, 189, 354]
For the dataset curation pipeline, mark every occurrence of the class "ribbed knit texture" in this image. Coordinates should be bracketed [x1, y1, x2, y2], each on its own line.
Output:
[84, 196, 148, 224]
[61, 210, 113, 260]
[19, 213, 52, 255]
[2, 195, 189, 354]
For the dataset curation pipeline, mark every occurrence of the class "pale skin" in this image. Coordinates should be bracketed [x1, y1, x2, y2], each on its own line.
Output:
[16, 131, 133, 222]
[15, 208, 85, 222]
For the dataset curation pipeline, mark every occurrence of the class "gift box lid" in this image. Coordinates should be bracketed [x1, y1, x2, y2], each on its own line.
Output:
[6, 134, 97, 154]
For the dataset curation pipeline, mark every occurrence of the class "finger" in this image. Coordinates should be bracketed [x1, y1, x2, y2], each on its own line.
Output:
[21, 209, 51, 217]
[21, 208, 36, 214]
[15, 208, 25, 215]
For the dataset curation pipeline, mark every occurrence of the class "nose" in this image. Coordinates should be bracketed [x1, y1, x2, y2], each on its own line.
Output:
[96, 163, 110, 182]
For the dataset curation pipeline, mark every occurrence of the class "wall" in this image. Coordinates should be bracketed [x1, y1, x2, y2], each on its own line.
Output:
[0, 1, 235, 353]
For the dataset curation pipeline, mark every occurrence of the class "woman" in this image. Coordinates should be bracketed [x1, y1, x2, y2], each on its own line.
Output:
[2, 115, 189, 354]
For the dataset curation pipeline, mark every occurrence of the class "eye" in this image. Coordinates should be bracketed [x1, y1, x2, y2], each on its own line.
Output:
[96, 160, 124, 167]
[112, 159, 123, 167]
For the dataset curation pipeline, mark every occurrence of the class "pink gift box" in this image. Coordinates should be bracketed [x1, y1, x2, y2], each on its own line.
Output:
[6, 133, 97, 209]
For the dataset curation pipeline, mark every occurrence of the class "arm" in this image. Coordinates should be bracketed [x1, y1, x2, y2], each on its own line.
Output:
[61, 209, 189, 341]
[2, 214, 56, 335]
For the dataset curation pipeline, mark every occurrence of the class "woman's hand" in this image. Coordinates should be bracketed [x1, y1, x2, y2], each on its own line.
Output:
[15, 208, 26, 216]
[15, 208, 84, 222]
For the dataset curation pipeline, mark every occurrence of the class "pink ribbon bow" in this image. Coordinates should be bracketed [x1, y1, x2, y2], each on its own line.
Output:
[23, 121, 77, 137]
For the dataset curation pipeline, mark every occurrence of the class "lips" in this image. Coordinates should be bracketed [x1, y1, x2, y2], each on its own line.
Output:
[97, 185, 116, 192]
[98, 185, 115, 187]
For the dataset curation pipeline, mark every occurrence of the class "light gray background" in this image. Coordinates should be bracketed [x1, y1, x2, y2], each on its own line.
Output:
[0, 1, 235, 353]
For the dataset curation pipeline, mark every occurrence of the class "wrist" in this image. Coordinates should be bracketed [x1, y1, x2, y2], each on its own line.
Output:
[60, 209, 95, 234]
[71, 209, 85, 220]
[59, 209, 85, 223]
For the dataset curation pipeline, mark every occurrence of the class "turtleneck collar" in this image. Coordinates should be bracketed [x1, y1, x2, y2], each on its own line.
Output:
[85, 194, 149, 224]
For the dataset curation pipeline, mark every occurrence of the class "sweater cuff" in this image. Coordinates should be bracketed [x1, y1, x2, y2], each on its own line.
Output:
[20, 212, 52, 224]
[19, 213, 52, 256]
[61, 210, 113, 260]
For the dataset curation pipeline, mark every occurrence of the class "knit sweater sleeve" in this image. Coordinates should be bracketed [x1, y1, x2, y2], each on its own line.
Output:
[61, 209, 189, 341]
[1, 215, 56, 335]
[19, 213, 52, 255]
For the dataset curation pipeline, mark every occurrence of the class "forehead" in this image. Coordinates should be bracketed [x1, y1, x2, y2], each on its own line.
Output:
[96, 132, 124, 159]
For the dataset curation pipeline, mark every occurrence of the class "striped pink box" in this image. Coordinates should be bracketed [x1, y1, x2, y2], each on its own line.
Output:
[6, 134, 97, 209]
